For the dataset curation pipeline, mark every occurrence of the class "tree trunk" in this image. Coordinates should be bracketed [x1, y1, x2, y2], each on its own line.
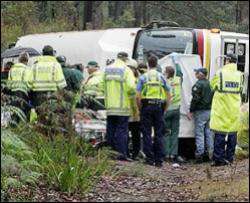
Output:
[134, 1, 143, 27]
[238, 1, 249, 24]
[84, 1, 93, 29]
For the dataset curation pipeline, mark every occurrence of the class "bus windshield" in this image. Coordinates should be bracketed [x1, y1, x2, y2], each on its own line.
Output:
[134, 29, 194, 62]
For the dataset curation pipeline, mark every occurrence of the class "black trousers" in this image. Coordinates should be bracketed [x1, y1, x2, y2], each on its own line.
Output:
[129, 121, 141, 158]
[10, 90, 30, 122]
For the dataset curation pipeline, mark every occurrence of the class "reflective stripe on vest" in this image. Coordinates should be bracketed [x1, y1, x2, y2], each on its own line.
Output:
[170, 76, 181, 106]
[8, 64, 28, 92]
[9, 64, 26, 81]
[32, 63, 57, 91]
[218, 71, 241, 94]
[105, 67, 125, 108]
[142, 71, 163, 99]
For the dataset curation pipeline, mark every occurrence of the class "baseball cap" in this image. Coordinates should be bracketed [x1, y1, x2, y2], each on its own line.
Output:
[87, 61, 98, 67]
[117, 52, 128, 58]
[194, 68, 208, 75]
[42, 45, 54, 55]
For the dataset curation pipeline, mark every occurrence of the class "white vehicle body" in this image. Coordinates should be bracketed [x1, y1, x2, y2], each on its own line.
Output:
[14, 27, 249, 138]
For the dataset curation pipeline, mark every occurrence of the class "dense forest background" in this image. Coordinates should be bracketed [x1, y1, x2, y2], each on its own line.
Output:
[1, 1, 249, 51]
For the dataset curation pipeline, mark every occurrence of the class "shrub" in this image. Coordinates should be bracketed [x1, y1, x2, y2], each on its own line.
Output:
[18, 125, 112, 194]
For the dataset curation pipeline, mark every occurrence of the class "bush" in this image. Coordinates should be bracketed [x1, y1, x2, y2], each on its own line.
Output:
[17, 125, 112, 194]
[1, 128, 42, 201]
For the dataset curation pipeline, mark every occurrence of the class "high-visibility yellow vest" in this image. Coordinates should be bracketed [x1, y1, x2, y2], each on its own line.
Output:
[168, 76, 181, 110]
[84, 70, 104, 98]
[210, 63, 243, 133]
[141, 69, 166, 100]
[103, 59, 136, 116]
[7, 63, 30, 92]
[29, 56, 67, 92]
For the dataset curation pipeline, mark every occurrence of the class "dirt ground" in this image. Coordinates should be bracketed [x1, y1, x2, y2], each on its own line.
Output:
[29, 158, 249, 202]
[82, 159, 249, 202]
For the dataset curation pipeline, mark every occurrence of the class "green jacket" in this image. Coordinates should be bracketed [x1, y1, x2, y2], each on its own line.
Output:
[190, 78, 213, 113]
[62, 65, 83, 92]
[103, 59, 136, 116]
[210, 63, 243, 133]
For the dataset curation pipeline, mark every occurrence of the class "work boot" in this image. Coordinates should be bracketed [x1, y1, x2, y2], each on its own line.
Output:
[144, 158, 154, 166]
[211, 161, 228, 167]
[117, 155, 133, 162]
[195, 156, 203, 164]
[172, 155, 187, 164]
[203, 154, 212, 163]
[155, 162, 163, 168]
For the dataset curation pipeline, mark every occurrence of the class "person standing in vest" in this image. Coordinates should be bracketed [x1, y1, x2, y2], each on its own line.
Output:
[7, 52, 31, 118]
[83, 61, 104, 110]
[163, 66, 183, 163]
[187, 68, 214, 164]
[210, 54, 243, 167]
[28, 45, 67, 107]
[126, 58, 141, 160]
[103, 52, 136, 161]
[136, 56, 171, 167]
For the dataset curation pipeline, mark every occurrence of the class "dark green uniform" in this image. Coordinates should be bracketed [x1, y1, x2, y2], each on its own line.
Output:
[62, 65, 83, 92]
[190, 79, 213, 112]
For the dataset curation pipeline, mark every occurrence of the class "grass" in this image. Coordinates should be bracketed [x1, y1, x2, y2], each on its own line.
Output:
[15, 124, 113, 195]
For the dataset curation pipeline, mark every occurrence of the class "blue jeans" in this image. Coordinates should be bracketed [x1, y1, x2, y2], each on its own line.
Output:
[141, 105, 165, 164]
[213, 133, 237, 163]
[194, 110, 214, 158]
[106, 116, 129, 158]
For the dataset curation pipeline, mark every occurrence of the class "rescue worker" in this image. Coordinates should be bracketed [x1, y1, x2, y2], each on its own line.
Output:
[2, 61, 14, 80]
[137, 56, 171, 167]
[84, 61, 104, 110]
[1, 61, 14, 95]
[210, 54, 243, 166]
[29, 45, 67, 107]
[103, 52, 136, 161]
[187, 68, 214, 163]
[56, 55, 83, 92]
[7, 52, 31, 117]
[126, 58, 141, 160]
[163, 66, 183, 163]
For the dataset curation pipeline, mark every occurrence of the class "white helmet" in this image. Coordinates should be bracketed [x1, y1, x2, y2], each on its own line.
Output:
[126, 58, 138, 69]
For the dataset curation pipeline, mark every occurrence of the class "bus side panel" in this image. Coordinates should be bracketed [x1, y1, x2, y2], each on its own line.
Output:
[209, 33, 221, 79]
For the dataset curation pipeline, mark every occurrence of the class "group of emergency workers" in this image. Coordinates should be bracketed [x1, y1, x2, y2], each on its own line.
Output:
[5, 44, 243, 168]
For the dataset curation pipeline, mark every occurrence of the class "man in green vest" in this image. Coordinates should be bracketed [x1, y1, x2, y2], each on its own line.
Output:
[163, 66, 183, 163]
[137, 56, 171, 167]
[210, 54, 243, 166]
[103, 52, 136, 161]
[56, 55, 83, 92]
[28, 45, 67, 107]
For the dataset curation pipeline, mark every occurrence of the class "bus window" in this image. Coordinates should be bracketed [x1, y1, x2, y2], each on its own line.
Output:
[134, 29, 193, 63]
[224, 42, 246, 72]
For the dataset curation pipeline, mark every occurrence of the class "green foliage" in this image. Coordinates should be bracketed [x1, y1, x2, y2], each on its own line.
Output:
[103, 8, 135, 28]
[1, 86, 112, 200]
[1, 128, 42, 195]
[18, 125, 112, 194]
[35, 90, 75, 137]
